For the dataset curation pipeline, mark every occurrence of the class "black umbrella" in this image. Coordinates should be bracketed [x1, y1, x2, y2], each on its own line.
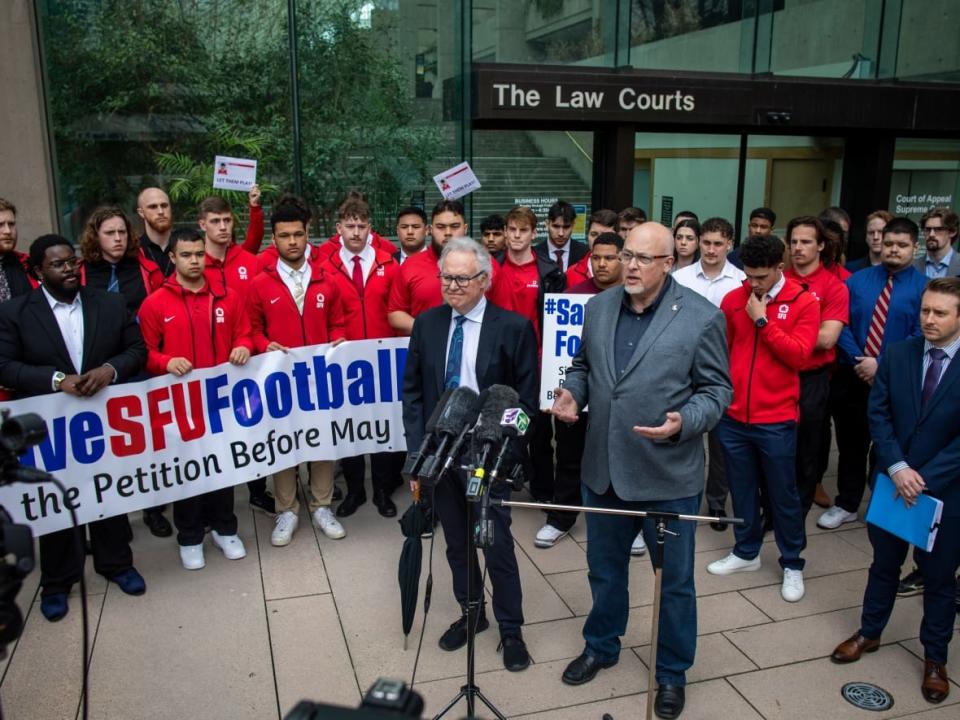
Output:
[398, 500, 431, 649]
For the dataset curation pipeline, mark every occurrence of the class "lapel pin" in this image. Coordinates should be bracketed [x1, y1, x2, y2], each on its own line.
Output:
[671, 304, 679, 312]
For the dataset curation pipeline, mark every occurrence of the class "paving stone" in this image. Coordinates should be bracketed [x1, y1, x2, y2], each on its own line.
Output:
[633, 632, 758, 684]
[740, 568, 869, 621]
[253, 501, 330, 601]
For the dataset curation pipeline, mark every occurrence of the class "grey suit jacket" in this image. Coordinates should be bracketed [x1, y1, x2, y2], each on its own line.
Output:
[913, 251, 960, 278]
[563, 279, 732, 502]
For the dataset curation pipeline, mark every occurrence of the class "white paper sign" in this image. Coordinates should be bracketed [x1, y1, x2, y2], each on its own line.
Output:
[212, 155, 257, 191]
[433, 161, 481, 200]
[540, 293, 593, 409]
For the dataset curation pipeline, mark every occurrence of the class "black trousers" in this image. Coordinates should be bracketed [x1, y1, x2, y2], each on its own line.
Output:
[705, 428, 729, 512]
[342, 451, 404, 496]
[527, 412, 555, 502]
[174, 487, 236, 546]
[546, 413, 588, 531]
[796, 366, 831, 517]
[433, 469, 523, 633]
[40, 515, 133, 596]
[832, 365, 874, 512]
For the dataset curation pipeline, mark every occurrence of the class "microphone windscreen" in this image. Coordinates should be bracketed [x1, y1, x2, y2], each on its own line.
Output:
[425, 388, 454, 433]
[434, 386, 481, 435]
[473, 385, 520, 444]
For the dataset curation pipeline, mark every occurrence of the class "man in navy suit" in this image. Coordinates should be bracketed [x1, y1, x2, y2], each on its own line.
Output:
[402, 236, 539, 672]
[831, 277, 960, 704]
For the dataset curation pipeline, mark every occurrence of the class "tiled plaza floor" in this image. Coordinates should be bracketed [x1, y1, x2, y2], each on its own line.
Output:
[1, 460, 957, 719]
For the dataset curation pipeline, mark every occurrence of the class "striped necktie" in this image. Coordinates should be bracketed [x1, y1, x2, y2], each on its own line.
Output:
[107, 263, 120, 293]
[864, 274, 893, 357]
[443, 316, 467, 389]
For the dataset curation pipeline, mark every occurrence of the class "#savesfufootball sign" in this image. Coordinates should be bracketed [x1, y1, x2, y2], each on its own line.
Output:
[0, 339, 409, 536]
[539, 293, 592, 409]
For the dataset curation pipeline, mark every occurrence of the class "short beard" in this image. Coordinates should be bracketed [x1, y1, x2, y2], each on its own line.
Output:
[147, 216, 172, 234]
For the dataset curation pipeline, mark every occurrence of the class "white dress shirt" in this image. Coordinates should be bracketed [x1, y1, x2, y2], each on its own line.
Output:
[445, 297, 486, 394]
[276, 257, 311, 313]
[672, 259, 746, 307]
[43, 286, 84, 373]
[339, 240, 375, 286]
[546, 241, 569, 270]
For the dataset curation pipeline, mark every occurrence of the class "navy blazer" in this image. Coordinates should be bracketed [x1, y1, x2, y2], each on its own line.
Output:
[401, 301, 539, 451]
[868, 336, 960, 517]
[0, 287, 146, 397]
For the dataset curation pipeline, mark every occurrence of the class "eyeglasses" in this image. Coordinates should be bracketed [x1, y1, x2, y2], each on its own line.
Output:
[923, 226, 948, 235]
[618, 252, 671, 267]
[46, 257, 80, 271]
[438, 271, 485, 288]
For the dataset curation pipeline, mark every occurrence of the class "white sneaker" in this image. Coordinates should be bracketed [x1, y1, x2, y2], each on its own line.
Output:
[271, 511, 299, 547]
[817, 505, 858, 529]
[211, 531, 247, 560]
[781, 568, 805, 602]
[313, 506, 346, 539]
[707, 552, 761, 575]
[631, 532, 647, 556]
[179, 544, 205, 570]
[534, 523, 568, 548]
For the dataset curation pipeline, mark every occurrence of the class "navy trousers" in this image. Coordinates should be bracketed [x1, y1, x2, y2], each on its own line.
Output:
[716, 416, 806, 570]
[581, 484, 699, 687]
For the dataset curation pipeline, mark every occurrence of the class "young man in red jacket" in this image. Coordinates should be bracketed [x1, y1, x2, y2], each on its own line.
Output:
[139, 228, 254, 571]
[322, 193, 403, 518]
[708, 233, 820, 603]
[248, 201, 348, 545]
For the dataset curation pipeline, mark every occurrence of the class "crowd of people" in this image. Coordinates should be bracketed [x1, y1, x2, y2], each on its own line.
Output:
[0, 188, 957, 717]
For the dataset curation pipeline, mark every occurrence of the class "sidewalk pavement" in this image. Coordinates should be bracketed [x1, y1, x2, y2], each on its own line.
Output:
[1, 463, 957, 719]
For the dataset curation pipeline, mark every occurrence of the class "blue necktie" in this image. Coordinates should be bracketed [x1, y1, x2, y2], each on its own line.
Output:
[444, 316, 467, 389]
[107, 264, 119, 293]
[921, 348, 948, 409]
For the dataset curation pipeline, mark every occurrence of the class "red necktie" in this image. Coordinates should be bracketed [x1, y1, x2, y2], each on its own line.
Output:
[351, 256, 365, 296]
[864, 274, 893, 357]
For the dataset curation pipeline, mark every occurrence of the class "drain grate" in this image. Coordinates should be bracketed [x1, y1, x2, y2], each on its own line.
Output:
[841, 682, 894, 711]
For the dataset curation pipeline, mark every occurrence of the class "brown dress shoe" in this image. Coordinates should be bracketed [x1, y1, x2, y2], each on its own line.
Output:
[922, 659, 949, 703]
[831, 633, 880, 663]
[814, 483, 831, 509]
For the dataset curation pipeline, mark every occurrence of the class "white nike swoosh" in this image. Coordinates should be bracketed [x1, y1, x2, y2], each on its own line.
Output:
[270, 297, 281, 304]
[164, 316, 176, 323]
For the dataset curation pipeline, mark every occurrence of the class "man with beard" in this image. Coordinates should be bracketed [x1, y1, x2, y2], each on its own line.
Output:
[0, 198, 35, 302]
[137, 188, 175, 275]
[914, 208, 960, 279]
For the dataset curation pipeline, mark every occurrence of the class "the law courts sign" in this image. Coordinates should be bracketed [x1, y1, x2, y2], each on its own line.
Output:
[472, 64, 960, 133]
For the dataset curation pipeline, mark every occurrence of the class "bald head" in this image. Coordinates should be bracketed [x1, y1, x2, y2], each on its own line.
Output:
[622, 221, 675, 308]
[626, 221, 675, 258]
[137, 187, 172, 237]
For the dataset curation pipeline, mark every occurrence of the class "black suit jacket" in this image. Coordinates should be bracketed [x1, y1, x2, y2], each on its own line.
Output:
[0, 287, 146, 398]
[535, 240, 588, 269]
[402, 301, 539, 450]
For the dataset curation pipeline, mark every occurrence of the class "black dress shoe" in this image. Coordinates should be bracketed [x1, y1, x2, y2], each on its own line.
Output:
[249, 491, 276, 516]
[336, 492, 367, 518]
[332, 486, 343, 502]
[143, 510, 173, 538]
[654, 685, 685, 719]
[709, 509, 727, 532]
[561, 652, 617, 685]
[499, 633, 530, 672]
[438, 611, 489, 651]
[373, 489, 397, 518]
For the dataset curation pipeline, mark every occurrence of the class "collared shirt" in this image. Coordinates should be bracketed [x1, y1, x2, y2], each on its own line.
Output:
[614, 277, 671, 377]
[765, 273, 786, 302]
[445, 297, 486, 393]
[42, 286, 84, 373]
[672, 259, 745, 307]
[923, 248, 955, 279]
[546, 241, 569, 270]
[276, 258, 312, 314]
[339, 240, 375, 287]
[399, 246, 427, 264]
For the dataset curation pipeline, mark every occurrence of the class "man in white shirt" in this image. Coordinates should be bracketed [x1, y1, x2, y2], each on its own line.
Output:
[535, 200, 588, 271]
[673, 217, 745, 528]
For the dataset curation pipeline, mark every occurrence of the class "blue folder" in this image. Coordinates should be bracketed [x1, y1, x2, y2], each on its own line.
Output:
[865, 473, 943, 552]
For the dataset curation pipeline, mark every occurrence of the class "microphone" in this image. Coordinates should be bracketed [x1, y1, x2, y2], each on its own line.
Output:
[401, 387, 453, 482]
[466, 386, 520, 501]
[488, 406, 531, 490]
[418, 386, 480, 483]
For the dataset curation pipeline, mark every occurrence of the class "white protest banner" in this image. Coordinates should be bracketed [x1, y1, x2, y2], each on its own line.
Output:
[0, 339, 408, 536]
[540, 293, 592, 409]
[212, 155, 257, 191]
[433, 161, 481, 200]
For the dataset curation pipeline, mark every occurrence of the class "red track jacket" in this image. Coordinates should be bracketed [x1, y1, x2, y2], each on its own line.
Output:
[322, 246, 398, 340]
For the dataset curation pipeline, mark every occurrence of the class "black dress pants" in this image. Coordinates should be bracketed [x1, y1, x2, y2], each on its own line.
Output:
[40, 515, 133, 596]
[342, 451, 404, 497]
[796, 366, 831, 516]
[831, 365, 874, 513]
[174, 487, 236, 546]
[546, 412, 588, 531]
[527, 412, 555, 502]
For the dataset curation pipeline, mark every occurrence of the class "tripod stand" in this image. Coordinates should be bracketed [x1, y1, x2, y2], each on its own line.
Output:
[498, 499, 742, 720]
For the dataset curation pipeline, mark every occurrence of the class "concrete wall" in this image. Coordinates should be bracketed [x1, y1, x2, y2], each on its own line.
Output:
[0, 0, 57, 246]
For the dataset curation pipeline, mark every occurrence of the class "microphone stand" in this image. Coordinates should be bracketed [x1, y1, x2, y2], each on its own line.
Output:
[493, 498, 742, 720]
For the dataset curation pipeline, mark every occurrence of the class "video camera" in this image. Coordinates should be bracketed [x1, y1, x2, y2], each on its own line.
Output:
[284, 678, 425, 719]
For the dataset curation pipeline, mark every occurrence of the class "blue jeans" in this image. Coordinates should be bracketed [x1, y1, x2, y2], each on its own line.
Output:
[716, 416, 806, 570]
[581, 484, 699, 687]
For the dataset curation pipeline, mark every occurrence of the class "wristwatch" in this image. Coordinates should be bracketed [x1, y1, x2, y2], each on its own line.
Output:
[53, 371, 66, 391]
[754, 316, 769, 329]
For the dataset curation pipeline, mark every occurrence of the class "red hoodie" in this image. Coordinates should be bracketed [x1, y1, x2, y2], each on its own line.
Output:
[314, 231, 395, 263]
[247, 260, 346, 352]
[566, 252, 592, 286]
[138, 275, 254, 375]
[204, 243, 259, 299]
[322, 246, 398, 340]
[720, 277, 820, 424]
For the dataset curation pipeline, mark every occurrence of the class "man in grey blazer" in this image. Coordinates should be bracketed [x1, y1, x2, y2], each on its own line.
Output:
[914, 208, 960, 279]
[552, 222, 732, 719]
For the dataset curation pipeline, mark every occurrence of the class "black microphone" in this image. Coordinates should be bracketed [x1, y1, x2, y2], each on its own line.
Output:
[466, 385, 520, 501]
[489, 406, 531, 491]
[418, 386, 480, 483]
[402, 387, 454, 482]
